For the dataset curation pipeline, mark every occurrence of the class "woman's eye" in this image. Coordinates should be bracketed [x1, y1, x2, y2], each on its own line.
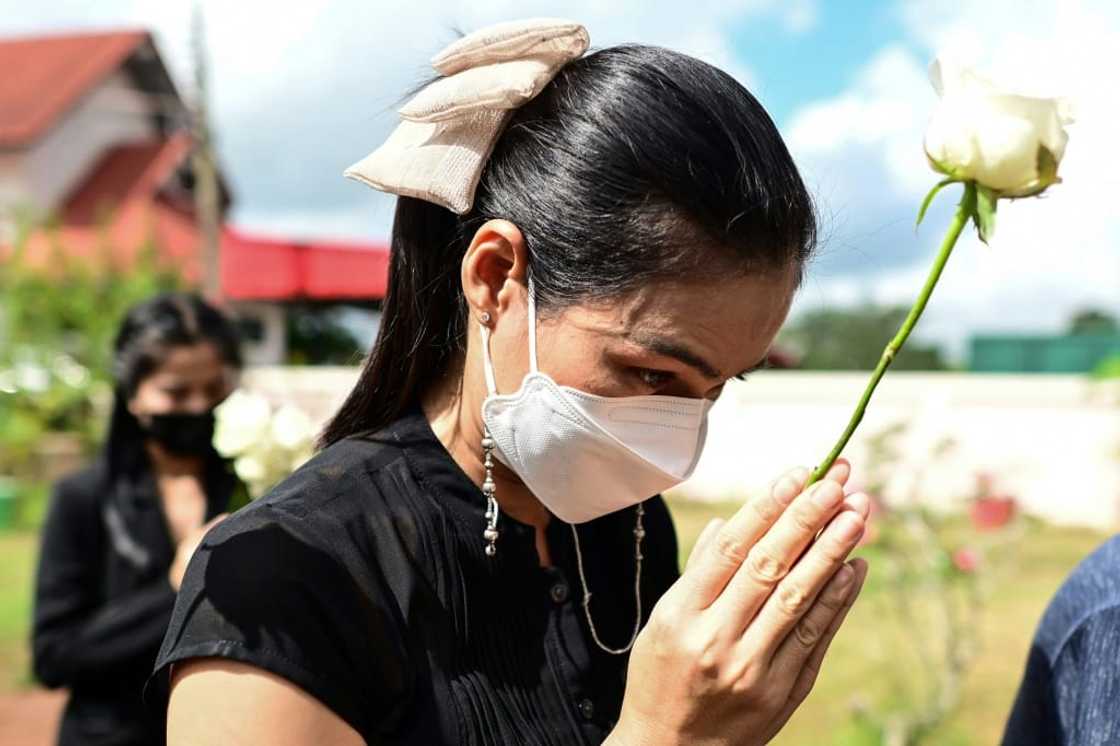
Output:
[636, 369, 673, 389]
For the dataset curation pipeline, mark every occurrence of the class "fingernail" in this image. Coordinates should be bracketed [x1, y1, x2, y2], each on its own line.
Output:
[835, 565, 854, 588]
[774, 476, 800, 504]
[812, 482, 842, 508]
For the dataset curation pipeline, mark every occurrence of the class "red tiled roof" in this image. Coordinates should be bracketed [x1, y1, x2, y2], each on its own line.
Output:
[0, 28, 149, 148]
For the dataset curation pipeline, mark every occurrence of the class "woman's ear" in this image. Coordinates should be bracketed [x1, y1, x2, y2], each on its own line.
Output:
[461, 219, 529, 322]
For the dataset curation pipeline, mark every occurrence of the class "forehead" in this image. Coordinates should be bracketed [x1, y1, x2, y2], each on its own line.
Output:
[564, 267, 798, 375]
[146, 343, 225, 383]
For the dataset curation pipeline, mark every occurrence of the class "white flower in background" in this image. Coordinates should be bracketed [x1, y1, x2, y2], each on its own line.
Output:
[924, 58, 1073, 198]
[234, 452, 268, 484]
[213, 389, 272, 457]
[52, 354, 90, 389]
[14, 362, 49, 394]
[270, 404, 314, 452]
[213, 388, 318, 499]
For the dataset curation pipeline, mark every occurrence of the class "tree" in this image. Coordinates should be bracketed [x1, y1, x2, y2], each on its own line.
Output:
[284, 303, 371, 365]
[778, 305, 949, 371]
[1067, 309, 1118, 335]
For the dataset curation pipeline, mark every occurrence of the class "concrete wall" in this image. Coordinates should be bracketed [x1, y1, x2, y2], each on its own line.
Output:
[678, 372, 1120, 531]
[240, 368, 1120, 531]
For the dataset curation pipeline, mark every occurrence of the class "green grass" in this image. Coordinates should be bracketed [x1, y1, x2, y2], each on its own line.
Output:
[0, 504, 1109, 745]
[0, 531, 37, 690]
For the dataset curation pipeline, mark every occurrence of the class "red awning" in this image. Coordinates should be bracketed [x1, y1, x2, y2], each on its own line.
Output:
[220, 228, 390, 301]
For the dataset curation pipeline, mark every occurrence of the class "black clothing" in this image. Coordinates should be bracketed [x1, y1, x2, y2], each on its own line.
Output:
[144, 406, 682, 745]
[32, 451, 241, 746]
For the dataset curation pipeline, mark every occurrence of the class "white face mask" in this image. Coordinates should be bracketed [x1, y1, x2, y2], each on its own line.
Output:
[479, 281, 713, 524]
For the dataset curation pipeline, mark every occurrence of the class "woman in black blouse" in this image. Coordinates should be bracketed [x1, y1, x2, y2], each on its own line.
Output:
[32, 292, 246, 745]
[151, 22, 872, 746]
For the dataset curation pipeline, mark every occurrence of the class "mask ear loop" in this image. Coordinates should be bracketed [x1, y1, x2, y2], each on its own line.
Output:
[479, 322, 498, 396]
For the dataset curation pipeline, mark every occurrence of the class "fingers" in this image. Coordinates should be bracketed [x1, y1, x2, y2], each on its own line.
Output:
[679, 460, 850, 610]
[709, 475, 851, 630]
[185, 513, 228, 546]
[685, 518, 725, 573]
[677, 466, 806, 608]
[741, 507, 864, 652]
[770, 559, 868, 721]
[198, 513, 228, 536]
[842, 492, 870, 521]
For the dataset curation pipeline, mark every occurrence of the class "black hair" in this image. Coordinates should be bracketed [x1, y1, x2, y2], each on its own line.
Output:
[105, 292, 243, 477]
[321, 43, 816, 446]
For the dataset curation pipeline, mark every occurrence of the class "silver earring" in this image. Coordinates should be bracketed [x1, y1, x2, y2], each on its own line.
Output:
[480, 311, 492, 324]
[481, 430, 500, 556]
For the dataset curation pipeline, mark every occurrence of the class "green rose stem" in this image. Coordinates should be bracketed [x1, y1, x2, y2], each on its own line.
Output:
[804, 181, 978, 489]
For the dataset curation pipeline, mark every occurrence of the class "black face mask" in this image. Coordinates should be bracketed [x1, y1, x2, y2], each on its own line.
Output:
[139, 411, 216, 456]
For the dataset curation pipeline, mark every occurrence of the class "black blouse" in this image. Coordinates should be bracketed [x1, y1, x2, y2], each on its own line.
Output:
[33, 450, 240, 746]
[144, 406, 681, 745]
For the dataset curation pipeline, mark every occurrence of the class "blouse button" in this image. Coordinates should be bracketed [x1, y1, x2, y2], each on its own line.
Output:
[549, 581, 570, 604]
[578, 698, 596, 721]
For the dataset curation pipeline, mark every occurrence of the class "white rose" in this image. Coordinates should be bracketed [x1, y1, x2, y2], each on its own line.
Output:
[924, 59, 1073, 197]
[270, 404, 314, 452]
[213, 389, 272, 457]
[233, 452, 268, 484]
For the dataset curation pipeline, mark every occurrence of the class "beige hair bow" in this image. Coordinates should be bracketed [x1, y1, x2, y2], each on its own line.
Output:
[344, 18, 590, 214]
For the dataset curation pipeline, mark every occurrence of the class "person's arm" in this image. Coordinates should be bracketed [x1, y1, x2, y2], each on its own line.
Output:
[1050, 607, 1120, 745]
[168, 660, 364, 746]
[32, 478, 178, 688]
[147, 504, 408, 745]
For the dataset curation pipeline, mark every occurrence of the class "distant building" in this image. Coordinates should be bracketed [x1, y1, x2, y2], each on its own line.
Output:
[0, 28, 388, 364]
[970, 333, 1120, 373]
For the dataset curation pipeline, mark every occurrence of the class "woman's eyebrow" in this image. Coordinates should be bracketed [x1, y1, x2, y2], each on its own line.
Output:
[627, 332, 725, 380]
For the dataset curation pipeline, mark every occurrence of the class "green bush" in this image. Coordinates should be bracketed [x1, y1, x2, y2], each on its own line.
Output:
[0, 231, 185, 483]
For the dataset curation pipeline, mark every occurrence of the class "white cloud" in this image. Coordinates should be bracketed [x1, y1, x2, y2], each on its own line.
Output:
[787, 0, 1120, 359]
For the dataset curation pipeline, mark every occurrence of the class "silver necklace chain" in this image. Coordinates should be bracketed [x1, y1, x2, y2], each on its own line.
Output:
[571, 503, 645, 655]
[480, 431, 645, 655]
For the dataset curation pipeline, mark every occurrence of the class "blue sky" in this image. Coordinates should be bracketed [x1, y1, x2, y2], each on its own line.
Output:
[732, 0, 901, 127]
[2, 1, 1117, 359]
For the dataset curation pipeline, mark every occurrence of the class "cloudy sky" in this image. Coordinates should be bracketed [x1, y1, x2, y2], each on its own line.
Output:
[5, 0, 1117, 359]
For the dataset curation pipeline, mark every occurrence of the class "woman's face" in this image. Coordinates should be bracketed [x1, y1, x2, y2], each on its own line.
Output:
[491, 266, 799, 402]
[127, 342, 235, 419]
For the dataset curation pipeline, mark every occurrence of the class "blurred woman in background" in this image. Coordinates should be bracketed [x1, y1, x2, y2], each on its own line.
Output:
[32, 292, 247, 746]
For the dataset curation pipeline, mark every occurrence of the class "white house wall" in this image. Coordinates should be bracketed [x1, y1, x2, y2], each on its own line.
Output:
[17, 69, 156, 217]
